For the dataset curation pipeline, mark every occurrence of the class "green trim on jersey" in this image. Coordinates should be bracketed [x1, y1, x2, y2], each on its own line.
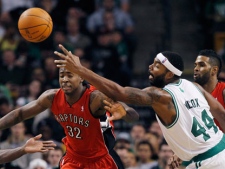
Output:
[162, 88, 179, 128]
[183, 134, 225, 166]
[166, 79, 182, 86]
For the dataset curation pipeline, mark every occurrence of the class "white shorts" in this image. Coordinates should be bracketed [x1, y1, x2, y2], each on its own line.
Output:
[186, 149, 225, 169]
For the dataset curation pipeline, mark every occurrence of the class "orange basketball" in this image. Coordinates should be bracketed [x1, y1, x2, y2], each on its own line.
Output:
[18, 8, 53, 43]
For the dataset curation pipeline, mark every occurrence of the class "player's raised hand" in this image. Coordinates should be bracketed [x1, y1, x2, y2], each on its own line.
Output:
[23, 134, 56, 153]
[54, 44, 82, 73]
[103, 100, 126, 121]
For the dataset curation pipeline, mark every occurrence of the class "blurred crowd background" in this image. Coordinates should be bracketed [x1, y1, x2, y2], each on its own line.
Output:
[0, 0, 225, 169]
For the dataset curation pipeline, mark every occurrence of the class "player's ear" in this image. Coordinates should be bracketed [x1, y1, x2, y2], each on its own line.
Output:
[211, 66, 218, 76]
[166, 71, 174, 79]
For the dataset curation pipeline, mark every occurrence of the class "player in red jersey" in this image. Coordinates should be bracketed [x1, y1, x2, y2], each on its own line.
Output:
[194, 49, 225, 132]
[0, 68, 139, 169]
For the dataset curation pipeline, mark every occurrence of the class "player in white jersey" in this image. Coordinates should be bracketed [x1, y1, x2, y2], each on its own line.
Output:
[54, 45, 225, 169]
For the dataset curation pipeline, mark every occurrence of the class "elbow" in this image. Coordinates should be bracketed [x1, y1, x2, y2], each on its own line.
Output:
[123, 109, 139, 123]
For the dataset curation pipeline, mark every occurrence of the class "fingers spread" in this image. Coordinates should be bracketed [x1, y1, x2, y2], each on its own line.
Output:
[34, 134, 42, 140]
[54, 51, 66, 59]
[59, 44, 70, 56]
[104, 106, 111, 111]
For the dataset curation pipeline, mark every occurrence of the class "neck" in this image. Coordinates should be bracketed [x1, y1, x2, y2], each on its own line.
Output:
[166, 78, 180, 85]
[65, 85, 86, 106]
[202, 77, 218, 93]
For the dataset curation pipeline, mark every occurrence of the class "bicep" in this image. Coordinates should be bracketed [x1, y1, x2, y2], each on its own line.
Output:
[90, 91, 108, 116]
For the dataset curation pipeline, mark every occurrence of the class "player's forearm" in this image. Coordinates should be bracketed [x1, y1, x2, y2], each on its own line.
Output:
[0, 109, 23, 130]
[119, 102, 139, 122]
[77, 67, 126, 101]
[217, 112, 225, 132]
[0, 147, 25, 164]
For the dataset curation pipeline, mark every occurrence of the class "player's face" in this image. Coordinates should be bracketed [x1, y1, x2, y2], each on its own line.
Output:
[194, 56, 211, 86]
[148, 58, 168, 88]
[59, 68, 82, 95]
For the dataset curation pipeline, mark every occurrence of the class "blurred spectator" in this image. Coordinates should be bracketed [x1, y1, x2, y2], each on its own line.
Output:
[86, 32, 121, 84]
[130, 124, 146, 150]
[53, 29, 73, 53]
[28, 159, 48, 169]
[123, 150, 138, 169]
[0, 49, 26, 85]
[0, 0, 33, 13]
[66, 7, 88, 34]
[15, 40, 29, 68]
[73, 48, 92, 69]
[46, 146, 64, 169]
[0, 96, 12, 141]
[115, 132, 132, 150]
[144, 132, 160, 159]
[66, 18, 92, 50]
[16, 80, 43, 135]
[0, 122, 42, 169]
[205, 0, 225, 26]
[87, 0, 134, 34]
[43, 57, 59, 89]
[0, 96, 12, 117]
[136, 140, 157, 169]
[151, 140, 174, 169]
[204, 0, 225, 49]
[38, 0, 55, 14]
[16, 80, 42, 107]
[111, 30, 132, 85]
[0, 23, 20, 51]
[95, 0, 130, 12]
[0, 85, 12, 106]
[98, 10, 117, 33]
[36, 116, 65, 147]
[148, 120, 164, 143]
[114, 145, 129, 167]
[30, 67, 46, 86]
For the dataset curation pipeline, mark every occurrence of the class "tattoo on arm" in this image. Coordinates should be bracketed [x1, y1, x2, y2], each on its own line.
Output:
[90, 92, 105, 109]
[125, 88, 161, 106]
[47, 93, 55, 102]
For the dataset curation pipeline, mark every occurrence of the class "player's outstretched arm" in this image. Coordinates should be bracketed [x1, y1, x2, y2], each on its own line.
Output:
[103, 100, 139, 122]
[54, 45, 175, 125]
[0, 134, 56, 164]
[0, 89, 56, 130]
[54, 44, 151, 105]
[195, 83, 225, 132]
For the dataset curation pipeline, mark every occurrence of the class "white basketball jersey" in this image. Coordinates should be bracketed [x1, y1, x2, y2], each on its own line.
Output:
[156, 79, 224, 161]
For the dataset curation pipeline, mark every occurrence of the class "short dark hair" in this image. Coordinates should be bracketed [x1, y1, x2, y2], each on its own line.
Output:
[0, 96, 9, 106]
[136, 140, 154, 154]
[161, 51, 184, 78]
[198, 49, 222, 76]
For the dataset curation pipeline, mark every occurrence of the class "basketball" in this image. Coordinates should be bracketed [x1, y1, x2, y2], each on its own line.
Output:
[18, 8, 53, 43]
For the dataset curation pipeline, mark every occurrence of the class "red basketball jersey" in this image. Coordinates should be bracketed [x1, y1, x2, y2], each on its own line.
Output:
[51, 86, 109, 160]
[211, 81, 225, 132]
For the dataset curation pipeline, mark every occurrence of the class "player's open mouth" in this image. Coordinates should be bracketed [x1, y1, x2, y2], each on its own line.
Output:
[193, 73, 199, 78]
[149, 73, 154, 80]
